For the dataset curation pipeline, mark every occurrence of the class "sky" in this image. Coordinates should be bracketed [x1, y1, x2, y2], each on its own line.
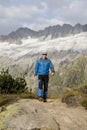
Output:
[0, 0, 87, 35]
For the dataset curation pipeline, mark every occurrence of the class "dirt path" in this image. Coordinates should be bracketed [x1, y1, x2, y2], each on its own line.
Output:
[5, 99, 87, 130]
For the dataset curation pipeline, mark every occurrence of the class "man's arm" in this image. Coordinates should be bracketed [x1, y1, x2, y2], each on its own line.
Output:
[49, 60, 55, 76]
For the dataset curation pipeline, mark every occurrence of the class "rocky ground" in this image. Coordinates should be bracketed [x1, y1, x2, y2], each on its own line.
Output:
[1, 99, 86, 130]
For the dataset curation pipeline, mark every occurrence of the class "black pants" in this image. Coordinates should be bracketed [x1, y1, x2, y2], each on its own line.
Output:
[38, 75, 49, 99]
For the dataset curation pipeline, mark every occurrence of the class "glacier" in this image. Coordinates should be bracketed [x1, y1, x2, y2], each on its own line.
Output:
[0, 32, 87, 60]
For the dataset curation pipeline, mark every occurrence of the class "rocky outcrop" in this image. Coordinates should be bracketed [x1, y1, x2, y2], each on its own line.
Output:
[6, 99, 87, 130]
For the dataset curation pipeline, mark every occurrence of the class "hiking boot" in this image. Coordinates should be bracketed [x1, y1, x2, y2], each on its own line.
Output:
[39, 97, 43, 102]
[43, 99, 47, 102]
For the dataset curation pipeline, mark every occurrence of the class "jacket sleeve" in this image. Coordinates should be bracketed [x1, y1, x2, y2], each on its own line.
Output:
[34, 60, 39, 76]
[49, 60, 55, 73]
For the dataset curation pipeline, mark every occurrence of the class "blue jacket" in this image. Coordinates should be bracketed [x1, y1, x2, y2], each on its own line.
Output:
[35, 57, 55, 75]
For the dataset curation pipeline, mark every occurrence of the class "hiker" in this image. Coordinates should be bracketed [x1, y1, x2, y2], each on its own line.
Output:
[34, 51, 55, 102]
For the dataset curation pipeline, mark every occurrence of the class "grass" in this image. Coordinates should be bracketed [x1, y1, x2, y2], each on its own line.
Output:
[19, 92, 38, 99]
[0, 92, 38, 107]
[0, 96, 9, 107]
[0, 94, 18, 107]
[0, 92, 37, 129]
[0, 103, 19, 129]
[61, 85, 87, 108]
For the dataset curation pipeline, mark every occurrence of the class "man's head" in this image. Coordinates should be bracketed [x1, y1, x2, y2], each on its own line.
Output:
[41, 51, 47, 59]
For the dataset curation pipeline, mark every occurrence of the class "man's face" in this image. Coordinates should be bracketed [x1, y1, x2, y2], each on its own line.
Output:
[42, 54, 47, 59]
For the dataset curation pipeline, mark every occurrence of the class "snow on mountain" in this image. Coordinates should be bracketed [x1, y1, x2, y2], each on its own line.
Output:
[0, 32, 87, 60]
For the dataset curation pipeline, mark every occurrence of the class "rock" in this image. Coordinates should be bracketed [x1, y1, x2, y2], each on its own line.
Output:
[6, 99, 87, 130]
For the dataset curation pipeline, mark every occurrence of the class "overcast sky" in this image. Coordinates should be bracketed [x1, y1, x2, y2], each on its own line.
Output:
[0, 0, 87, 35]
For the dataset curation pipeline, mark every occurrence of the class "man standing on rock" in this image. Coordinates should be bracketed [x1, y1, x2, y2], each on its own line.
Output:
[34, 51, 55, 102]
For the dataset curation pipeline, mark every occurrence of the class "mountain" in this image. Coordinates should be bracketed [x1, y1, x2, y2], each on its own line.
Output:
[0, 27, 37, 44]
[0, 32, 87, 60]
[0, 23, 87, 42]
[0, 24, 87, 130]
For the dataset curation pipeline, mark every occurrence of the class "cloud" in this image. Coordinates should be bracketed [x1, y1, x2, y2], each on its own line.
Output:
[0, 2, 48, 34]
[0, 0, 87, 35]
[58, 0, 87, 24]
[0, 0, 11, 5]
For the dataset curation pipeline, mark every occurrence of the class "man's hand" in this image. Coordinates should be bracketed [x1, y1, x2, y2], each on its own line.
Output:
[34, 75, 38, 80]
[51, 72, 55, 76]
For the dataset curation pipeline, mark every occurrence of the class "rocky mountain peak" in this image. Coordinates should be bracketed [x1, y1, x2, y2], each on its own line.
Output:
[7, 27, 37, 40]
[0, 23, 87, 42]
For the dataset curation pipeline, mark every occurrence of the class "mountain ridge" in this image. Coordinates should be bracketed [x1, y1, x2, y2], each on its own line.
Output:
[0, 23, 87, 42]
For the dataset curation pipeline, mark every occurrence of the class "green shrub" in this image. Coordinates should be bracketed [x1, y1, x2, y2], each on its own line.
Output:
[0, 68, 28, 94]
[13, 77, 27, 93]
[0, 69, 14, 94]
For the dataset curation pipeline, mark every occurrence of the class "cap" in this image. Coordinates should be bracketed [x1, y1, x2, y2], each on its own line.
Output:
[42, 51, 47, 55]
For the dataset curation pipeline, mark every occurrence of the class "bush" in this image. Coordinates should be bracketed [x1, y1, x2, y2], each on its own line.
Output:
[13, 77, 27, 93]
[0, 69, 14, 94]
[0, 68, 28, 94]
